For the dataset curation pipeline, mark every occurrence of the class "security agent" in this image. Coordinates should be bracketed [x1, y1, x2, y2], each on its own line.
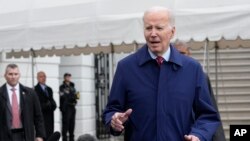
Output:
[59, 73, 79, 141]
[0, 64, 45, 141]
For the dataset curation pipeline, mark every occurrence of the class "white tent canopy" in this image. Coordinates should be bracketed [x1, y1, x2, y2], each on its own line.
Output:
[1, 0, 250, 57]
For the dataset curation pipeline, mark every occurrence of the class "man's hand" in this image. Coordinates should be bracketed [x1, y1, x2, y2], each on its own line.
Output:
[35, 137, 43, 141]
[111, 109, 133, 132]
[184, 135, 200, 141]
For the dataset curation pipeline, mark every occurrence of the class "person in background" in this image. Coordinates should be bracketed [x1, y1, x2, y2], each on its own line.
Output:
[59, 73, 78, 141]
[174, 40, 226, 141]
[174, 41, 191, 56]
[35, 71, 57, 141]
[77, 134, 99, 141]
[102, 6, 220, 141]
[0, 64, 46, 141]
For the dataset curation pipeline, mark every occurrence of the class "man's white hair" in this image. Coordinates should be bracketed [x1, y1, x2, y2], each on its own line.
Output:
[143, 6, 175, 27]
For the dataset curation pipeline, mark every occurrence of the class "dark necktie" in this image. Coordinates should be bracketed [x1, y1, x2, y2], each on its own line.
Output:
[156, 56, 164, 66]
[11, 88, 20, 128]
[44, 87, 49, 97]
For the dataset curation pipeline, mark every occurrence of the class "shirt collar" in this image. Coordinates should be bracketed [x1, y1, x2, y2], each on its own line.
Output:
[138, 44, 183, 67]
[6, 83, 20, 91]
[39, 83, 46, 89]
[148, 45, 171, 61]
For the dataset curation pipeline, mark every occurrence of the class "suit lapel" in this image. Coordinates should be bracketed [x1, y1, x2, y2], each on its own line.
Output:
[19, 84, 26, 113]
[1, 84, 12, 115]
[38, 84, 50, 98]
[1, 84, 13, 130]
[19, 84, 28, 130]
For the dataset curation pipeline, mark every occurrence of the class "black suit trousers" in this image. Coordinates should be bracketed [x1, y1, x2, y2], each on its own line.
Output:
[62, 106, 76, 141]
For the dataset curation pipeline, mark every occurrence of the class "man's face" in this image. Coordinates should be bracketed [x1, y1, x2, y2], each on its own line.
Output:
[37, 72, 46, 85]
[144, 11, 175, 56]
[64, 76, 71, 82]
[5, 67, 20, 87]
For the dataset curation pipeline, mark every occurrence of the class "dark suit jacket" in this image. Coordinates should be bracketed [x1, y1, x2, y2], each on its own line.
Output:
[206, 75, 226, 141]
[35, 83, 56, 139]
[0, 83, 46, 141]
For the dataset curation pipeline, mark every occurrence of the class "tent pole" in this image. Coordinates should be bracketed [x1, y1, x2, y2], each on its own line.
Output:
[110, 44, 114, 80]
[108, 44, 115, 90]
[215, 42, 219, 103]
[203, 39, 208, 72]
[205, 39, 210, 74]
[31, 48, 36, 87]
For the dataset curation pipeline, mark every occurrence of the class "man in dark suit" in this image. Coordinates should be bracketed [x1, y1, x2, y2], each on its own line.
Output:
[35, 71, 57, 141]
[0, 63, 46, 141]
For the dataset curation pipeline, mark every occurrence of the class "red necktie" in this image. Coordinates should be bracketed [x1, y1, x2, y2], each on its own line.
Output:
[11, 88, 20, 128]
[156, 56, 164, 66]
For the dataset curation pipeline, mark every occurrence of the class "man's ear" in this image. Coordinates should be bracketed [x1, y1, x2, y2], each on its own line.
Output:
[170, 26, 176, 39]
